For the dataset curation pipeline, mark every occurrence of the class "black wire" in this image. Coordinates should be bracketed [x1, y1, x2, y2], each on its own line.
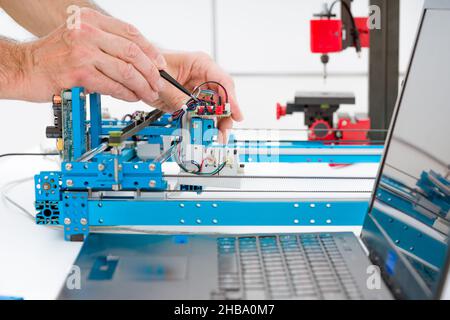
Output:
[328, 0, 361, 53]
[0, 153, 59, 159]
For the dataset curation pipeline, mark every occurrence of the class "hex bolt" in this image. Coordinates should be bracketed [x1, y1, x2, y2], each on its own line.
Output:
[65, 163, 73, 171]
[149, 163, 156, 171]
[80, 218, 88, 226]
[149, 180, 156, 188]
[64, 218, 71, 225]
[98, 163, 105, 171]
[66, 180, 74, 187]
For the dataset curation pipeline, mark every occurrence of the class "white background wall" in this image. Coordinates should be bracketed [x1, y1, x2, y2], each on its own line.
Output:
[0, 0, 424, 154]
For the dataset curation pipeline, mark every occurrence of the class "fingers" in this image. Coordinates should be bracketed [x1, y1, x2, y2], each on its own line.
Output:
[94, 51, 158, 104]
[81, 67, 139, 102]
[94, 29, 165, 94]
[199, 58, 244, 122]
[226, 86, 243, 122]
[81, 8, 166, 70]
[217, 117, 233, 144]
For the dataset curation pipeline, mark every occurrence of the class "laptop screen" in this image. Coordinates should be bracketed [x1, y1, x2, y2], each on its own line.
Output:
[361, 7, 450, 299]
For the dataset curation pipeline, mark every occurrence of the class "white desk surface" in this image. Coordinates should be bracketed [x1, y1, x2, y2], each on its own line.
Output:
[0, 154, 379, 299]
[2, 156, 449, 300]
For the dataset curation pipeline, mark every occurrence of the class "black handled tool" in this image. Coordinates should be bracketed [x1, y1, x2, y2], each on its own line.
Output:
[159, 70, 198, 102]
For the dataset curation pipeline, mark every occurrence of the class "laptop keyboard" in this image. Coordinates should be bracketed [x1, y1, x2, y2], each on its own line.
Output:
[217, 234, 363, 300]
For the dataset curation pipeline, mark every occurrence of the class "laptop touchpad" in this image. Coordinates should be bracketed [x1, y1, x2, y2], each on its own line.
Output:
[116, 256, 188, 281]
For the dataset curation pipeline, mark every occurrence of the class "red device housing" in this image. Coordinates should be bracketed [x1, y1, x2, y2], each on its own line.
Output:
[310, 19, 343, 53]
[337, 115, 371, 144]
[310, 17, 369, 54]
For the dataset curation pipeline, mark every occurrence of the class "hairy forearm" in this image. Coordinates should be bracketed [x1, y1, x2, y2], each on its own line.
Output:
[0, 37, 29, 100]
[0, 0, 106, 37]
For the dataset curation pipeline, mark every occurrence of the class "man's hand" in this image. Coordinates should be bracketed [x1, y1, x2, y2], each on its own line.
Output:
[13, 8, 167, 103]
[154, 51, 244, 139]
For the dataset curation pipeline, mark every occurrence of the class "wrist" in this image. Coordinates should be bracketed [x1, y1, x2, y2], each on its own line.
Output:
[0, 39, 31, 100]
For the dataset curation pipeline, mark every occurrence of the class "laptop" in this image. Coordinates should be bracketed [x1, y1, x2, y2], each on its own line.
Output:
[59, 0, 450, 300]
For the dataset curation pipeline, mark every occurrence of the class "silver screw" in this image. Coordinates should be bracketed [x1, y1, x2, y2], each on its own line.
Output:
[80, 218, 88, 226]
[180, 219, 185, 224]
[310, 204, 316, 208]
[65, 163, 73, 171]
[326, 219, 332, 224]
[326, 204, 331, 208]
[64, 218, 71, 225]
[98, 163, 105, 171]
[196, 219, 202, 224]
[196, 203, 201, 208]
[149, 180, 156, 188]
[310, 219, 316, 224]
[179, 203, 185, 208]
[212, 203, 218, 208]
[66, 180, 74, 187]
[294, 219, 299, 224]
[294, 203, 299, 208]
[212, 219, 218, 224]
[98, 219, 104, 224]
[149, 163, 156, 171]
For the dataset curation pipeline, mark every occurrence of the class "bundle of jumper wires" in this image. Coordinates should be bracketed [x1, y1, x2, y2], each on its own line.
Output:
[171, 81, 229, 176]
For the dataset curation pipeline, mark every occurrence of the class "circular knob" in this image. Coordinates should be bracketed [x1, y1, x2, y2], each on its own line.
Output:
[276, 103, 287, 120]
[310, 119, 333, 140]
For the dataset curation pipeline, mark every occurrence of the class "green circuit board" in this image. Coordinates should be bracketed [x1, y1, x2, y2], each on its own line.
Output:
[61, 90, 74, 162]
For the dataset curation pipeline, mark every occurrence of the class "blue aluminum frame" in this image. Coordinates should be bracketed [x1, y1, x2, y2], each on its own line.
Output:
[34, 88, 382, 241]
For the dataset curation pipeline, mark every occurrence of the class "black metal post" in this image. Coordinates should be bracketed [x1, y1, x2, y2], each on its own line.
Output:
[369, 0, 400, 140]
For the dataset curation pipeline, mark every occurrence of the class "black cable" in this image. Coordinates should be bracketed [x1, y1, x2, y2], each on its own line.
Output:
[0, 153, 59, 159]
[328, 0, 362, 54]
